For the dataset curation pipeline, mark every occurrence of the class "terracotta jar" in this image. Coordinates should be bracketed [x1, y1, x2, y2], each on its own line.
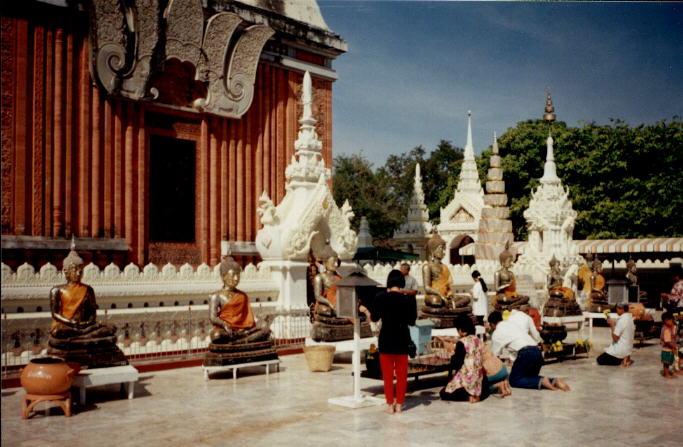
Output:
[21, 357, 76, 395]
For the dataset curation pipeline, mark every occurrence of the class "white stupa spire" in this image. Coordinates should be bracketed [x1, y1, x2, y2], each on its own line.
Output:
[394, 162, 433, 254]
[492, 131, 499, 155]
[456, 110, 483, 195]
[540, 130, 559, 184]
[284, 71, 329, 187]
[464, 110, 474, 161]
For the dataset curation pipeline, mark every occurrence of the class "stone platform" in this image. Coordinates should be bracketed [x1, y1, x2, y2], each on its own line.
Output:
[2, 325, 681, 447]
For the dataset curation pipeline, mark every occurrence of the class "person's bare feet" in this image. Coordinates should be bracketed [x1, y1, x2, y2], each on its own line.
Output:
[621, 357, 633, 368]
[504, 382, 513, 396]
[540, 377, 556, 390]
[555, 378, 571, 391]
[384, 404, 395, 414]
[395, 403, 403, 413]
[468, 395, 480, 404]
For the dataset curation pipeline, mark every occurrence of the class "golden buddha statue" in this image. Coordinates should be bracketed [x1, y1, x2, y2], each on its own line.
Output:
[543, 257, 582, 317]
[588, 254, 609, 312]
[48, 241, 126, 367]
[204, 256, 277, 367]
[419, 232, 471, 328]
[492, 242, 529, 311]
[313, 244, 343, 318]
[208, 257, 271, 344]
[309, 243, 371, 341]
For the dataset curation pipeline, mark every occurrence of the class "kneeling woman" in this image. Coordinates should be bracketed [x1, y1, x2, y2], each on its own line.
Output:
[440, 315, 490, 403]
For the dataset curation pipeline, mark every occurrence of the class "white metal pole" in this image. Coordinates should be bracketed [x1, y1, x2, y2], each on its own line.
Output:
[353, 292, 361, 401]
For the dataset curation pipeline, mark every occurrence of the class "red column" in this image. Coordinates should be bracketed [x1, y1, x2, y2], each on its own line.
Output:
[31, 24, 45, 236]
[124, 102, 135, 243]
[200, 119, 210, 262]
[136, 106, 146, 264]
[52, 26, 64, 237]
[44, 26, 54, 236]
[113, 101, 123, 237]
[220, 120, 228, 244]
[209, 117, 219, 265]
[64, 27, 74, 236]
[13, 19, 29, 234]
[91, 89, 102, 237]
[103, 100, 113, 237]
[77, 34, 90, 236]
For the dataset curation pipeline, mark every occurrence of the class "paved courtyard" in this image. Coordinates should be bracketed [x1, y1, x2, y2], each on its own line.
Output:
[2, 325, 682, 447]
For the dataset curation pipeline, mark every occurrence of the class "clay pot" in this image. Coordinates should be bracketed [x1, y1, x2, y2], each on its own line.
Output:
[20, 357, 76, 395]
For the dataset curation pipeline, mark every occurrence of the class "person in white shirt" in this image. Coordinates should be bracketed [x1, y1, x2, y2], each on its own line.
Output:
[471, 270, 488, 327]
[597, 304, 635, 367]
[400, 263, 418, 296]
[488, 310, 570, 391]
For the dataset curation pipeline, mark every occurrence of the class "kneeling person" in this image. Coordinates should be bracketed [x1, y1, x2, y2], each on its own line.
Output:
[597, 304, 634, 367]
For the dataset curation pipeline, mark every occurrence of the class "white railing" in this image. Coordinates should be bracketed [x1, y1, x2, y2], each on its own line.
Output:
[1, 305, 310, 372]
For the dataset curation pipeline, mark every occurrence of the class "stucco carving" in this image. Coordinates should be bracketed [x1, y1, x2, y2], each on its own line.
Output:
[164, 0, 204, 67]
[88, 0, 273, 119]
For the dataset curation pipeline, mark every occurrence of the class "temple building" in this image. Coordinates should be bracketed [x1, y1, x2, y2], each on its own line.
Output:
[1, 0, 345, 269]
[438, 111, 486, 265]
[393, 163, 433, 259]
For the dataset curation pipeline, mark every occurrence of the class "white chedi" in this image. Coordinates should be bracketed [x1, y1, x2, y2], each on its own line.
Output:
[516, 132, 581, 284]
[255, 71, 358, 262]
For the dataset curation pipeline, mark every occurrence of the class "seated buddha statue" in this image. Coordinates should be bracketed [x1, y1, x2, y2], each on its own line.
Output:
[543, 257, 582, 317]
[48, 242, 126, 367]
[492, 242, 529, 311]
[204, 256, 277, 366]
[309, 244, 371, 341]
[208, 257, 271, 345]
[588, 254, 609, 312]
[419, 232, 471, 327]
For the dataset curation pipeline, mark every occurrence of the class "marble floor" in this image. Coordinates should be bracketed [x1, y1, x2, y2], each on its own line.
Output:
[2, 325, 682, 447]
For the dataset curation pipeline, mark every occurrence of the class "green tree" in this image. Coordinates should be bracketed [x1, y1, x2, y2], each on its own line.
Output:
[479, 118, 683, 240]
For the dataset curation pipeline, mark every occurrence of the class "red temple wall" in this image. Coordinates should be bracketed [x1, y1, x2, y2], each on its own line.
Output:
[1, 13, 334, 267]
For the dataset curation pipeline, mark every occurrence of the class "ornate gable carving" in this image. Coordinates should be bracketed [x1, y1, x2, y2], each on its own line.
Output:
[88, 0, 273, 119]
[451, 208, 474, 223]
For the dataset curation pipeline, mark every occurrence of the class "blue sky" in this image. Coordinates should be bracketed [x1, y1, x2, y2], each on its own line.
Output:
[318, 1, 683, 167]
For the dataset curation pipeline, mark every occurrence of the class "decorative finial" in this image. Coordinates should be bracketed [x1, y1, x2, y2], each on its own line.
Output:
[302, 71, 313, 123]
[221, 241, 231, 258]
[464, 110, 474, 160]
[543, 89, 556, 122]
[70, 235, 76, 251]
[492, 132, 499, 155]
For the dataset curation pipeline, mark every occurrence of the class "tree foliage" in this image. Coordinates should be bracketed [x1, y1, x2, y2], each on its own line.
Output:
[479, 118, 683, 240]
[333, 118, 682, 243]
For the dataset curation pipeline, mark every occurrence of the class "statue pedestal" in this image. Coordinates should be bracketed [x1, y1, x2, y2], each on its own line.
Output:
[261, 260, 309, 311]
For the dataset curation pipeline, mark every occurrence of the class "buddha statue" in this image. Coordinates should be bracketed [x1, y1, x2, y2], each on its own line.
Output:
[588, 254, 610, 312]
[543, 257, 582, 317]
[626, 257, 638, 286]
[48, 242, 127, 368]
[204, 256, 277, 366]
[310, 244, 371, 341]
[492, 242, 529, 311]
[419, 232, 471, 328]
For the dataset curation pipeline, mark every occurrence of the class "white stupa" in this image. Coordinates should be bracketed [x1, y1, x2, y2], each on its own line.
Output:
[357, 216, 373, 247]
[438, 111, 486, 264]
[516, 92, 580, 284]
[393, 163, 433, 258]
[255, 71, 358, 309]
[472, 133, 514, 266]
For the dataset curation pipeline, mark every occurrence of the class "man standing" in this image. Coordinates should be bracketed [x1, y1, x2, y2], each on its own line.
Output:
[597, 304, 635, 367]
[488, 310, 570, 391]
[400, 263, 418, 296]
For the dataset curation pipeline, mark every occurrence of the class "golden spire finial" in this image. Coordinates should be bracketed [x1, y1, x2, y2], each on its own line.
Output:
[543, 89, 556, 122]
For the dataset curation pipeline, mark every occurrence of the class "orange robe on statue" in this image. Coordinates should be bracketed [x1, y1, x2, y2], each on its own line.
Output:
[51, 283, 89, 330]
[432, 264, 452, 297]
[217, 290, 255, 330]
